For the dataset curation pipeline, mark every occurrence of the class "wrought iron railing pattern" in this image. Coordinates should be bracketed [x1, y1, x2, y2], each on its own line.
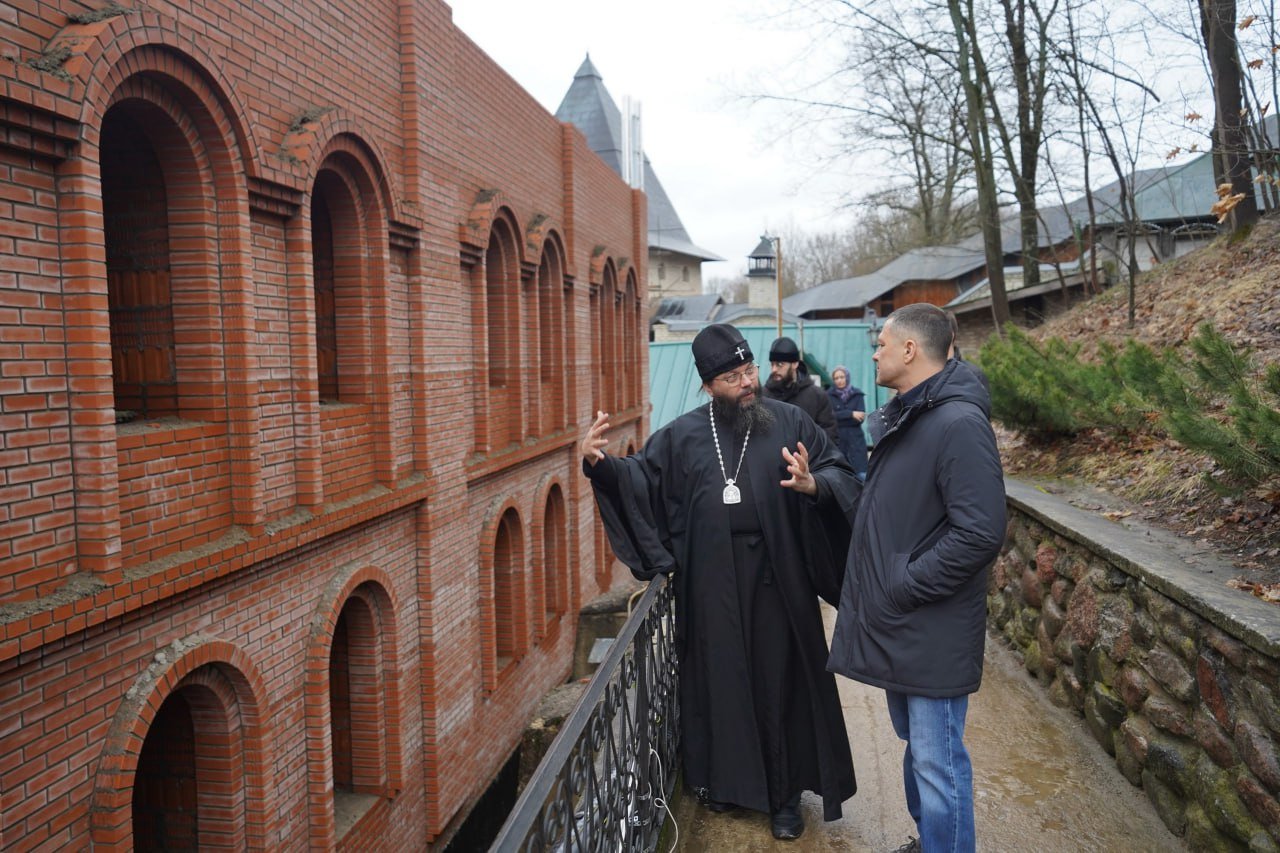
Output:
[491, 577, 679, 852]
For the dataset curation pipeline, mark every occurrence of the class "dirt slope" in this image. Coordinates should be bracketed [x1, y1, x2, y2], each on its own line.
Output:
[994, 216, 1280, 598]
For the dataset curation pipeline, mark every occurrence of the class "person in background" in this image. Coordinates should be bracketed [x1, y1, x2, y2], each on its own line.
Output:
[826, 365, 868, 481]
[764, 336, 838, 444]
[581, 323, 859, 841]
[828, 303, 1006, 853]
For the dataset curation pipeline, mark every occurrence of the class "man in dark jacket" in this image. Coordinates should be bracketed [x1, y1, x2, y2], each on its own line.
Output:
[764, 336, 838, 444]
[828, 303, 1006, 853]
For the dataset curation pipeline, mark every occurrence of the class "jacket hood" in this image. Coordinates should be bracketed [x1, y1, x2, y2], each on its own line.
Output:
[876, 359, 990, 440]
[917, 359, 991, 418]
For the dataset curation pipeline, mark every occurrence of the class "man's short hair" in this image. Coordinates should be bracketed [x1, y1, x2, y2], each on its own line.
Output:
[887, 303, 952, 363]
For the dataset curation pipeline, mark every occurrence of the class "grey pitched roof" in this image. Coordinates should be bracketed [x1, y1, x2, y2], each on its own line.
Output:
[650, 294, 723, 324]
[782, 270, 897, 316]
[784, 165, 1211, 317]
[714, 303, 805, 325]
[555, 55, 723, 262]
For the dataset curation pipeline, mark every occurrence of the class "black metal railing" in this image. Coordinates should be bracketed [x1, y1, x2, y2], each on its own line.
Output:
[491, 576, 680, 852]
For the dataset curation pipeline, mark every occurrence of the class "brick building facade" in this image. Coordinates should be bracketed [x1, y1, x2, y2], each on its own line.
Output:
[0, 1, 647, 848]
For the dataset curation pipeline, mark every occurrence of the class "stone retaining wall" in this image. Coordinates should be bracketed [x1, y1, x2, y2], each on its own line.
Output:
[992, 480, 1280, 852]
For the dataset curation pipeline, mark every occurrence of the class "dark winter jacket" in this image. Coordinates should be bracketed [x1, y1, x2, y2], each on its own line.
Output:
[826, 385, 868, 476]
[764, 365, 838, 444]
[828, 359, 1006, 697]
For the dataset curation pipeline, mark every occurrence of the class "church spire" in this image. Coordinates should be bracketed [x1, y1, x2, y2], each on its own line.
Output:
[574, 53, 602, 80]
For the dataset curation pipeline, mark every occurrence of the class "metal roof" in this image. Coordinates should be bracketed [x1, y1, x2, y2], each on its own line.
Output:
[555, 56, 723, 262]
[783, 164, 1210, 317]
[782, 270, 897, 316]
[651, 294, 723, 323]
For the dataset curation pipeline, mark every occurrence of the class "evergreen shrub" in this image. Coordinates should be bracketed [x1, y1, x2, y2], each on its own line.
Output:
[978, 322, 1280, 488]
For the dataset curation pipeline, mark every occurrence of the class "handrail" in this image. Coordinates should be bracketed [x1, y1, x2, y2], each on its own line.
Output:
[491, 576, 679, 852]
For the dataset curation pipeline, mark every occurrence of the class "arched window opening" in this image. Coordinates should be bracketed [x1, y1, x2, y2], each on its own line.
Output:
[134, 692, 197, 849]
[597, 266, 618, 414]
[131, 669, 248, 850]
[493, 508, 524, 672]
[312, 190, 338, 401]
[101, 103, 177, 421]
[595, 518, 612, 592]
[329, 596, 385, 804]
[538, 244, 566, 433]
[542, 486, 568, 629]
[311, 167, 369, 405]
[486, 219, 520, 448]
[622, 274, 638, 410]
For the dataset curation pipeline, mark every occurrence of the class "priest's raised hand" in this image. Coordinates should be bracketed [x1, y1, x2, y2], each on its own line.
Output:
[580, 410, 610, 466]
[780, 441, 817, 496]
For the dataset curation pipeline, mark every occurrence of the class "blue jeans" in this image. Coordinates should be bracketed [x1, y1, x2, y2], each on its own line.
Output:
[885, 691, 974, 853]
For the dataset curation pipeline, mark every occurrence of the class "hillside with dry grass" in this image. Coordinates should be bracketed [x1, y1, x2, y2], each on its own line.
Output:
[991, 217, 1280, 599]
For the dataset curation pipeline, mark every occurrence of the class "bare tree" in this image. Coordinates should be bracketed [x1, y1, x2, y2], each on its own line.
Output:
[1055, 6, 1149, 326]
[744, 1, 979, 260]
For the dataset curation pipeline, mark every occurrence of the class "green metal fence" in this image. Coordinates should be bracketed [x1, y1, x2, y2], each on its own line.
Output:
[647, 322, 888, 437]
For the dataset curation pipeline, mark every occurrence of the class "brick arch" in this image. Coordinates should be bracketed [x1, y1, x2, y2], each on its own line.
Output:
[460, 190, 528, 264]
[478, 497, 527, 691]
[71, 22, 259, 177]
[524, 213, 563, 263]
[588, 245, 618, 290]
[307, 129, 398, 234]
[91, 636, 273, 848]
[304, 563, 403, 849]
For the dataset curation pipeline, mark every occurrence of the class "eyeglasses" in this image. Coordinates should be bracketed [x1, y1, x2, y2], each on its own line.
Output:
[714, 363, 759, 385]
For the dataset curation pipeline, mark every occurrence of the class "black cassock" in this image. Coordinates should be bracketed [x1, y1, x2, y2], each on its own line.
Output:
[585, 397, 859, 820]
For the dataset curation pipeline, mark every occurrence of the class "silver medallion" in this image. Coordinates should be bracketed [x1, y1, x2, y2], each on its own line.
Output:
[722, 481, 741, 504]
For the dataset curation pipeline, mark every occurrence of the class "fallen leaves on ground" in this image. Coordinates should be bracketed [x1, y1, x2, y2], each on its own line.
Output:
[1226, 578, 1280, 603]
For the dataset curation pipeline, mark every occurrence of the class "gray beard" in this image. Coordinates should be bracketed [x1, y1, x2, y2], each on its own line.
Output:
[712, 394, 775, 438]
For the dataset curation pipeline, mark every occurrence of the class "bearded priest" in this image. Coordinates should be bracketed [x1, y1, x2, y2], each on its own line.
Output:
[579, 322, 859, 842]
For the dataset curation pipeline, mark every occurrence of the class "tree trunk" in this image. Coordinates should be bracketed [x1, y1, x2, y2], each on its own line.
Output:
[1201, 0, 1260, 229]
[948, 0, 1011, 330]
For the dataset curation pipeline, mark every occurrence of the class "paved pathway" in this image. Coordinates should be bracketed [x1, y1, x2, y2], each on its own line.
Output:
[666, 605, 1184, 852]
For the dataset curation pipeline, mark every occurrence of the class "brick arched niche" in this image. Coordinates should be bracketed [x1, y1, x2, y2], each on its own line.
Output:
[90, 51, 254, 567]
[591, 255, 620, 416]
[479, 498, 527, 692]
[533, 229, 571, 436]
[96, 63, 240, 426]
[533, 475, 570, 640]
[91, 636, 272, 849]
[623, 268, 641, 411]
[304, 565, 402, 848]
[312, 156, 376, 405]
[308, 137, 393, 501]
[484, 208, 523, 451]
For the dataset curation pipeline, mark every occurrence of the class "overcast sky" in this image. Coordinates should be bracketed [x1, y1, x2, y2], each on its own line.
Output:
[449, 0, 1212, 282]
[449, 0, 853, 281]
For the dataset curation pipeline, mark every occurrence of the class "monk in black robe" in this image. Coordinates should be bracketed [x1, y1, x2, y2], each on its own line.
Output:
[580, 323, 859, 841]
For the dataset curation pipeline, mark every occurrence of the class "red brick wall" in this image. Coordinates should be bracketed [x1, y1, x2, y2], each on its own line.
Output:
[0, 1, 646, 848]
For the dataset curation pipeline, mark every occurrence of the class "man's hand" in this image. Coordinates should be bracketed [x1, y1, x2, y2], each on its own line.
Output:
[580, 410, 610, 466]
[781, 441, 817, 496]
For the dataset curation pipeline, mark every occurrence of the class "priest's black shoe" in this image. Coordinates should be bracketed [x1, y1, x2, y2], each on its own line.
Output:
[706, 799, 737, 813]
[770, 803, 804, 840]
